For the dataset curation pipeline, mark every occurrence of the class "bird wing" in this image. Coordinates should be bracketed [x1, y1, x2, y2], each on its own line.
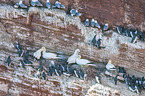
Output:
[76, 59, 90, 65]
[43, 52, 57, 59]
[33, 49, 42, 59]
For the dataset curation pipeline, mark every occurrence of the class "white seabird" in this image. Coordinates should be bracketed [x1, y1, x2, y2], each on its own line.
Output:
[106, 60, 116, 70]
[33, 47, 44, 60]
[67, 49, 80, 64]
[42, 47, 61, 59]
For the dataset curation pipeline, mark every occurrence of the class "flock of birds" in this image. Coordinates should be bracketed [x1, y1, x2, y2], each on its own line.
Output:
[3, 0, 145, 94]
[116, 25, 145, 43]
[6, 42, 101, 81]
[106, 60, 145, 94]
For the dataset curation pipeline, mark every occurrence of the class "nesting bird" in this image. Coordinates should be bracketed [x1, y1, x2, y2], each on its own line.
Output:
[42, 47, 61, 59]
[94, 20, 101, 29]
[7, 56, 11, 67]
[14, 0, 27, 9]
[84, 19, 89, 27]
[70, 9, 82, 17]
[91, 35, 97, 46]
[131, 35, 138, 43]
[33, 47, 44, 60]
[114, 74, 119, 85]
[103, 23, 109, 31]
[46, 0, 51, 9]
[67, 49, 80, 64]
[117, 25, 122, 34]
[91, 19, 95, 27]
[55, 1, 65, 9]
[31, 0, 43, 7]
[106, 60, 116, 70]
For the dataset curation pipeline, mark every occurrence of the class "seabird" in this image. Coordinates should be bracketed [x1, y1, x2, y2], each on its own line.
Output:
[61, 64, 67, 72]
[94, 20, 101, 29]
[117, 25, 122, 34]
[15, 42, 22, 51]
[95, 75, 100, 83]
[36, 69, 41, 78]
[55, 1, 61, 9]
[70, 9, 77, 16]
[59, 2, 65, 9]
[20, 60, 25, 68]
[41, 70, 46, 80]
[76, 11, 82, 17]
[135, 85, 141, 94]
[46, 0, 51, 9]
[14, 0, 28, 9]
[33, 47, 44, 60]
[54, 68, 61, 76]
[79, 69, 85, 79]
[67, 49, 80, 64]
[48, 66, 54, 76]
[103, 23, 108, 31]
[18, 49, 24, 57]
[23, 50, 29, 60]
[117, 67, 126, 74]
[75, 56, 97, 67]
[131, 35, 138, 43]
[114, 74, 119, 85]
[31, 0, 43, 7]
[96, 39, 105, 49]
[129, 82, 136, 92]
[42, 47, 61, 59]
[74, 69, 79, 78]
[84, 19, 89, 27]
[7, 56, 11, 67]
[90, 19, 95, 27]
[38, 62, 43, 71]
[91, 35, 97, 46]
[106, 60, 116, 70]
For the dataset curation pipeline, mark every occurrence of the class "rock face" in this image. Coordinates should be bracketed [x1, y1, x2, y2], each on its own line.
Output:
[0, 0, 145, 96]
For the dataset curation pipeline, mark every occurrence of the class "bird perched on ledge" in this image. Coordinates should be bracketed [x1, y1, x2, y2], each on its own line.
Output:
[33, 47, 44, 60]
[14, 0, 28, 9]
[106, 60, 116, 70]
[67, 49, 80, 64]
[42, 47, 61, 59]
[31, 0, 43, 7]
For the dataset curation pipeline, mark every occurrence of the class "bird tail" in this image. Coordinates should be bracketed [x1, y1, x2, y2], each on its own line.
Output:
[87, 64, 98, 68]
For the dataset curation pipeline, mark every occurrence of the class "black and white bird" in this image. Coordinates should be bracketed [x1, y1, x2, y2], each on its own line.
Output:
[46, 0, 51, 9]
[117, 25, 122, 34]
[131, 35, 138, 43]
[76, 11, 82, 17]
[74, 69, 79, 78]
[15, 42, 22, 51]
[114, 74, 119, 85]
[20, 60, 25, 68]
[91, 35, 97, 46]
[103, 23, 108, 31]
[79, 69, 85, 79]
[55, 1, 65, 9]
[84, 19, 89, 27]
[31, 0, 43, 7]
[18, 49, 24, 57]
[96, 39, 105, 49]
[7, 56, 11, 67]
[14, 0, 28, 9]
[41, 70, 46, 80]
[90, 19, 95, 27]
[70, 9, 77, 16]
[94, 20, 100, 29]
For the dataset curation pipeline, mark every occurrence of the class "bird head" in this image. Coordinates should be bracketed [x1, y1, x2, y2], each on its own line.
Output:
[86, 19, 89, 21]
[14, 3, 19, 8]
[92, 19, 94, 22]
[75, 49, 80, 54]
[108, 60, 112, 64]
[41, 47, 46, 51]
[105, 23, 108, 26]
[56, 1, 59, 4]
